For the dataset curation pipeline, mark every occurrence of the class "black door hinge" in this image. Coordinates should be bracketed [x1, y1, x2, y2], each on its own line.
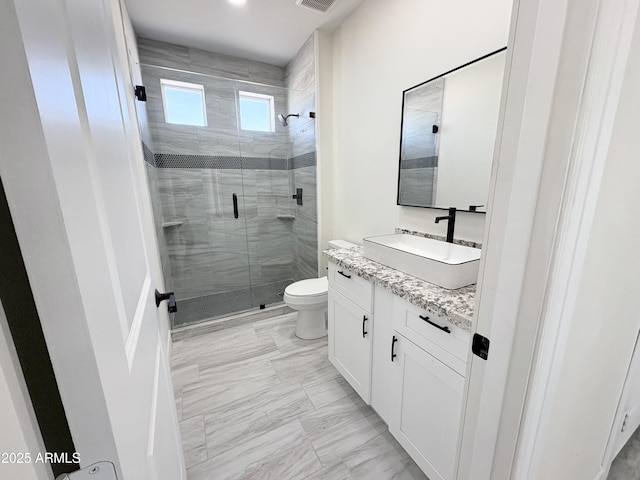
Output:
[134, 85, 147, 101]
[472, 333, 490, 360]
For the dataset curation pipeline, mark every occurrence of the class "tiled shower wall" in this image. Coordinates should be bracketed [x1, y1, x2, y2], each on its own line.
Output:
[286, 35, 319, 281]
[136, 37, 318, 326]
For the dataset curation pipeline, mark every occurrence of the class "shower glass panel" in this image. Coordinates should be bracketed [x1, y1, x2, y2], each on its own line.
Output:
[137, 65, 317, 328]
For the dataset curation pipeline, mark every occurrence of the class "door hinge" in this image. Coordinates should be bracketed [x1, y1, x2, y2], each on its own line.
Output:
[472, 333, 490, 360]
[134, 85, 147, 101]
[622, 413, 629, 432]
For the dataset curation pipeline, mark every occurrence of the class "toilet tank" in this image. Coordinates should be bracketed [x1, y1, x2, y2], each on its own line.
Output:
[328, 239, 358, 249]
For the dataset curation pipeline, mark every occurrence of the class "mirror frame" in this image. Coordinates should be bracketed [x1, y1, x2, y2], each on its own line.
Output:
[396, 46, 507, 212]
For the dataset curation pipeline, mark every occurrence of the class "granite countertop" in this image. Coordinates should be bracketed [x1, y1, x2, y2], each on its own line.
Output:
[324, 246, 475, 332]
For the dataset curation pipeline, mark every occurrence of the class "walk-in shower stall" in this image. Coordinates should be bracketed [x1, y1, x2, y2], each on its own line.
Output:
[137, 59, 318, 328]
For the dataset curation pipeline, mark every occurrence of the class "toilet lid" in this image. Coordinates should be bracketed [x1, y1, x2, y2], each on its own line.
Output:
[285, 277, 328, 297]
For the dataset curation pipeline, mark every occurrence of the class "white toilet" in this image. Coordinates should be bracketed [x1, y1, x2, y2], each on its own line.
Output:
[284, 239, 357, 339]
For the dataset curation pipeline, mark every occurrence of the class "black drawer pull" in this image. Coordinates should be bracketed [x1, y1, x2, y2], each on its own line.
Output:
[337, 270, 351, 279]
[362, 315, 368, 338]
[391, 335, 398, 361]
[419, 314, 451, 333]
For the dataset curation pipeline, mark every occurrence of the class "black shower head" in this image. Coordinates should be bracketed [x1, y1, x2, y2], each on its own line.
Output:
[277, 113, 300, 126]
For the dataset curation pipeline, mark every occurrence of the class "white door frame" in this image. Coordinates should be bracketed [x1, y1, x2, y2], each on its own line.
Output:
[458, 0, 640, 478]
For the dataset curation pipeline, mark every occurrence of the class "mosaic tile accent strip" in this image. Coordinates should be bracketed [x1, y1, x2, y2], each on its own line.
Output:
[152, 152, 317, 170]
[395, 227, 483, 249]
[324, 246, 475, 331]
[291, 151, 317, 169]
[142, 142, 155, 166]
[155, 154, 242, 169]
[400, 156, 438, 169]
[242, 157, 288, 170]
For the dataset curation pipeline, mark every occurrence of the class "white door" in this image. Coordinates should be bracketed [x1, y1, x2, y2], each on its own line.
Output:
[1, 0, 184, 479]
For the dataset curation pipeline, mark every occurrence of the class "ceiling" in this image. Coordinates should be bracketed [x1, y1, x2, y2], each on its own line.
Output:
[124, 0, 364, 67]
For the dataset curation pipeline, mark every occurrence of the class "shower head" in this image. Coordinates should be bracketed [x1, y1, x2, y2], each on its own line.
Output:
[277, 113, 299, 126]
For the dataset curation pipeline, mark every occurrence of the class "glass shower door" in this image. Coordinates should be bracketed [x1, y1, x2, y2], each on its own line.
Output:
[234, 80, 297, 309]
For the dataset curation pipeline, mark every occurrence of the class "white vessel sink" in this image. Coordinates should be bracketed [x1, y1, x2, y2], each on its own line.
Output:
[362, 234, 481, 289]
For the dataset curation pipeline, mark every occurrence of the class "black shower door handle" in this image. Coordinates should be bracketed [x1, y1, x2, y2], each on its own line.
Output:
[232, 193, 238, 219]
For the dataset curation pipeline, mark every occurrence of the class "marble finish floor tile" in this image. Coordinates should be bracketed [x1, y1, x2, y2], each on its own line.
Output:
[608, 425, 640, 480]
[170, 311, 424, 479]
[299, 394, 388, 467]
[179, 415, 207, 469]
[343, 431, 427, 480]
[188, 420, 321, 480]
[303, 375, 353, 410]
[204, 382, 315, 457]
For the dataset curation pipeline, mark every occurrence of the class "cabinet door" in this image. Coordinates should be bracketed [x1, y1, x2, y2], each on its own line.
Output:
[371, 286, 397, 424]
[389, 334, 465, 480]
[328, 288, 373, 403]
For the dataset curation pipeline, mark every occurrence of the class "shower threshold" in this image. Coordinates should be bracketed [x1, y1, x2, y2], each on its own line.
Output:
[171, 303, 294, 341]
[171, 279, 295, 329]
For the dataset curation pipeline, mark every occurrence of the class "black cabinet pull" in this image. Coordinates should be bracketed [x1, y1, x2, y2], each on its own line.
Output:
[362, 315, 368, 338]
[232, 193, 239, 219]
[338, 270, 351, 279]
[391, 335, 398, 361]
[419, 314, 451, 333]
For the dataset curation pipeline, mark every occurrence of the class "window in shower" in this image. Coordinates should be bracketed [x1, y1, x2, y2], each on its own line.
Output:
[238, 91, 275, 132]
[161, 79, 207, 126]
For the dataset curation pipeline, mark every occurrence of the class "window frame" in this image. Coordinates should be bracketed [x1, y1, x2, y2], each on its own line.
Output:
[238, 90, 275, 133]
[160, 79, 207, 127]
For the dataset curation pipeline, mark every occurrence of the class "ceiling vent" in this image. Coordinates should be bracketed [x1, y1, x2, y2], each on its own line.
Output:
[295, 0, 337, 13]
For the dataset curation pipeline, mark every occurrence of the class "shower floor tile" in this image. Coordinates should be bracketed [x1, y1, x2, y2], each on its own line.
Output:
[171, 311, 427, 480]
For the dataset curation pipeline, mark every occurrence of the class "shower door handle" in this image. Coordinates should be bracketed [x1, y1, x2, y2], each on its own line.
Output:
[232, 193, 238, 219]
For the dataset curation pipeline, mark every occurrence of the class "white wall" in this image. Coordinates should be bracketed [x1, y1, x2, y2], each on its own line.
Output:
[0, 301, 52, 480]
[322, 0, 512, 246]
[533, 11, 640, 477]
[436, 52, 505, 209]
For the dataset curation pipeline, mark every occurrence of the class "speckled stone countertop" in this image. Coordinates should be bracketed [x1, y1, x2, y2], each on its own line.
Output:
[324, 247, 475, 332]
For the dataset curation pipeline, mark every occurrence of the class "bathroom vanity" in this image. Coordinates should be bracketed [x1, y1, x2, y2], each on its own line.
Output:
[325, 244, 475, 480]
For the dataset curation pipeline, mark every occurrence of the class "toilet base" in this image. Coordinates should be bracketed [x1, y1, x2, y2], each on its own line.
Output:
[294, 309, 328, 340]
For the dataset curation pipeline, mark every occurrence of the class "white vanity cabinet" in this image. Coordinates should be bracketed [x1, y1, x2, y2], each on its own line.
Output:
[328, 262, 471, 480]
[327, 263, 374, 403]
[371, 286, 470, 480]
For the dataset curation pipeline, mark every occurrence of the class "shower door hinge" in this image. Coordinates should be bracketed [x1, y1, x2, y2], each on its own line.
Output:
[134, 85, 147, 101]
[622, 413, 629, 432]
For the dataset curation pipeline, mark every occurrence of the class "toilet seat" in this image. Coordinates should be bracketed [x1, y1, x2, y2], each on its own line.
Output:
[283, 277, 328, 307]
[284, 277, 328, 298]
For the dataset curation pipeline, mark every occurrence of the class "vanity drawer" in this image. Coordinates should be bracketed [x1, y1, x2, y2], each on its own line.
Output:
[392, 296, 470, 376]
[328, 262, 373, 312]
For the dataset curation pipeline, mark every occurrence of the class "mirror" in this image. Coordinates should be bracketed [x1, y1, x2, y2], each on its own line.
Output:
[397, 48, 506, 212]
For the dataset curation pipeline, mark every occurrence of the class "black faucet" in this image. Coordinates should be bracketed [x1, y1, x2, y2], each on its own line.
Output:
[435, 207, 456, 243]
